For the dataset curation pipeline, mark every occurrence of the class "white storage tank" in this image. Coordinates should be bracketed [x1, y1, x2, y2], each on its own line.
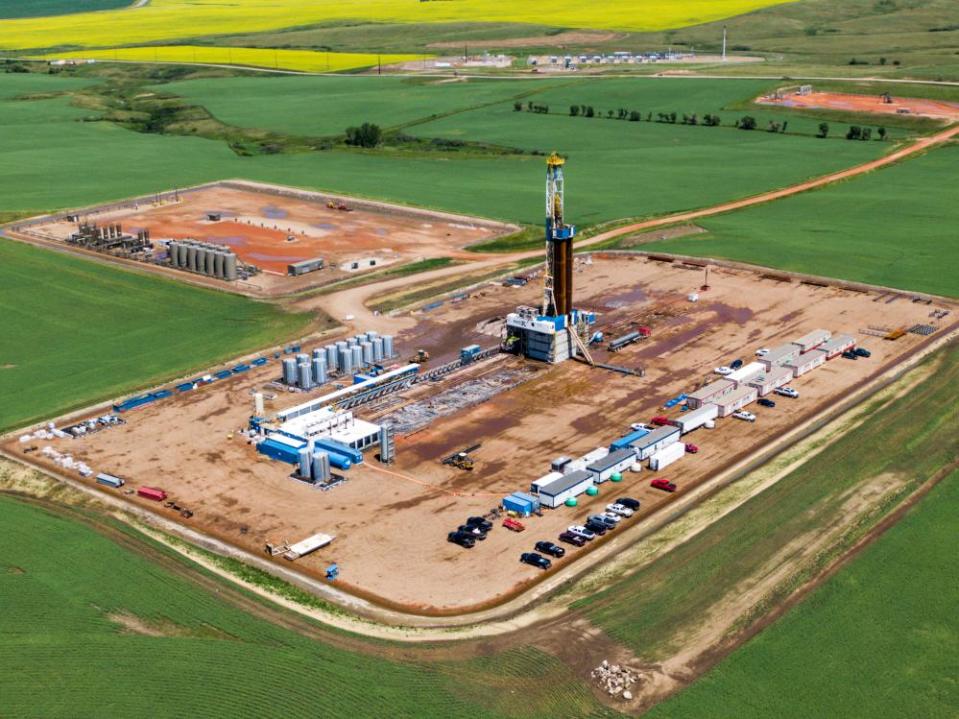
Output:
[383, 335, 394, 358]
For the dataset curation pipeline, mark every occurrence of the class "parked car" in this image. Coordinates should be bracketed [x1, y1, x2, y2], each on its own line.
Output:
[757, 398, 776, 408]
[650, 415, 671, 426]
[458, 524, 487, 539]
[448, 531, 476, 548]
[606, 502, 634, 517]
[567, 525, 596, 541]
[583, 518, 609, 535]
[535, 541, 566, 558]
[617, 497, 641, 511]
[466, 516, 493, 532]
[732, 410, 756, 422]
[630, 422, 652, 432]
[651, 478, 677, 492]
[715, 366, 733, 376]
[684, 443, 699, 454]
[755, 347, 770, 356]
[730, 358, 744, 370]
[854, 347, 871, 358]
[774, 386, 799, 399]
[520, 552, 551, 570]
[558, 531, 587, 547]
[841, 349, 858, 360]
[503, 518, 526, 532]
[590, 512, 619, 527]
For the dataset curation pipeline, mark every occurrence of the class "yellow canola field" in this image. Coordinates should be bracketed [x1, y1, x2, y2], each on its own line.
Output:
[3, 0, 791, 51]
[35, 46, 428, 73]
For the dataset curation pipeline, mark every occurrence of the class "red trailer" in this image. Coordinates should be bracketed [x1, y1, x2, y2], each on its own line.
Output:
[137, 486, 167, 502]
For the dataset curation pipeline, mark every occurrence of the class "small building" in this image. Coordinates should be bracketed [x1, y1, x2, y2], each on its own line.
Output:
[715, 385, 758, 417]
[728, 361, 765, 386]
[530, 469, 594, 508]
[784, 350, 826, 378]
[610, 427, 650, 451]
[629, 425, 681, 460]
[649, 441, 685, 471]
[791, 329, 831, 353]
[817, 333, 856, 359]
[746, 365, 794, 396]
[687, 378, 735, 409]
[288, 257, 325, 277]
[758, 343, 801, 370]
[207, 212, 222, 222]
[586, 448, 637, 483]
[672, 404, 718, 434]
[502, 491, 540, 516]
[256, 434, 307, 464]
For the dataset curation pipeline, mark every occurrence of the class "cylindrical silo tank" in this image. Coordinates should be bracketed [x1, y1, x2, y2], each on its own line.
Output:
[224, 253, 238, 281]
[346, 337, 357, 348]
[382, 335, 394, 358]
[311, 451, 331, 483]
[311, 357, 326, 385]
[367, 330, 379, 340]
[372, 337, 384, 362]
[187, 245, 198, 272]
[361, 341, 373, 365]
[198, 248, 209, 275]
[296, 353, 309, 365]
[213, 252, 225, 279]
[325, 344, 337, 371]
[351, 345, 363, 369]
[355, 334, 367, 345]
[168, 242, 180, 268]
[312, 348, 323, 360]
[177, 243, 188, 267]
[298, 446, 311, 479]
[298, 362, 313, 389]
[204, 249, 216, 277]
[338, 347, 353, 374]
[282, 357, 297, 385]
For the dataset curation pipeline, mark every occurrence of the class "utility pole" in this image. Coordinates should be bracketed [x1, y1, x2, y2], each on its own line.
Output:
[722, 25, 727, 62]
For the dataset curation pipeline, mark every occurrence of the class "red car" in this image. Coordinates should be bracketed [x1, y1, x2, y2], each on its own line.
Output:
[651, 478, 677, 492]
[502, 517, 526, 532]
[650, 415, 671, 426]
[685, 443, 699, 454]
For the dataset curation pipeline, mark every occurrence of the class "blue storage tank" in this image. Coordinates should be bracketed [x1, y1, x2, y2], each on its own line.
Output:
[152, 389, 173, 400]
[326, 452, 353, 471]
[251, 357, 268, 367]
[313, 438, 362, 464]
[214, 369, 232, 380]
[232, 363, 251, 373]
[176, 382, 196, 393]
[610, 428, 649, 451]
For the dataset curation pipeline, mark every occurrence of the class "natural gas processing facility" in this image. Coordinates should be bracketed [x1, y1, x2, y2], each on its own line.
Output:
[7, 159, 955, 614]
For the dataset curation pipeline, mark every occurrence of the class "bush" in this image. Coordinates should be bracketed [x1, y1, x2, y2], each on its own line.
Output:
[345, 122, 382, 148]
[737, 115, 757, 130]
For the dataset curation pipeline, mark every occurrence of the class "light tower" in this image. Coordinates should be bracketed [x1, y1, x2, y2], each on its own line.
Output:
[543, 152, 575, 318]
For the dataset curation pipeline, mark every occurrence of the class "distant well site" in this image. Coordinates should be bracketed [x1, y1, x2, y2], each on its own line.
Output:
[7, 157, 956, 614]
[9, 180, 515, 296]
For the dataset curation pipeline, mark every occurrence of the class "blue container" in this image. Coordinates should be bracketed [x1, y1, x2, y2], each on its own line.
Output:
[176, 382, 196, 393]
[113, 394, 155, 412]
[214, 369, 232, 380]
[232, 364, 250, 374]
[610, 428, 649, 451]
[251, 357, 268, 367]
[502, 495, 534, 517]
[256, 438, 303, 464]
[152, 389, 174, 400]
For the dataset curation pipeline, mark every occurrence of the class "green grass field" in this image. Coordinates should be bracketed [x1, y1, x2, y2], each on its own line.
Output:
[644, 143, 959, 297]
[0, 239, 309, 432]
[0, 494, 619, 718]
[575, 341, 959, 667]
[646, 469, 959, 719]
[0, 0, 129, 20]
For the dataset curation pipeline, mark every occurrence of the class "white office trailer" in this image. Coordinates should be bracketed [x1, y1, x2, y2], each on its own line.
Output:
[586, 448, 636, 483]
[728, 361, 765, 386]
[672, 404, 719, 434]
[686, 378, 735, 409]
[628, 425, 681, 460]
[758, 342, 801, 370]
[746, 365, 794, 396]
[817, 333, 856, 359]
[791, 329, 831, 353]
[784, 350, 826, 377]
[529, 469, 595, 508]
[648, 441, 685, 471]
[715, 385, 758, 417]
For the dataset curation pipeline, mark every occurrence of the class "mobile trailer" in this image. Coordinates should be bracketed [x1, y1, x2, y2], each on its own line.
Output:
[649, 441, 685, 471]
[628, 425, 681, 460]
[586, 448, 636, 483]
[531, 470, 594, 508]
[672, 404, 718, 434]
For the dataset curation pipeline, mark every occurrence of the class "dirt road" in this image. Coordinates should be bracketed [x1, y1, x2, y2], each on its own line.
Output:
[303, 123, 959, 328]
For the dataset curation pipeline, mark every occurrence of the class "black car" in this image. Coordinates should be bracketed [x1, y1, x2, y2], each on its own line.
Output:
[535, 541, 566, 558]
[458, 524, 487, 540]
[758, 398, 776, 408]
[584, 518, 608, 535]
[520, 552, 551, 570]
[730, 358, 744, 370]
[854, 347, 871, 358]
[448, 531, 476, 548]
[465, 516, 493, 532]
[841, 349, 858, 360]
[558, 531, 587, 547]
[617, 497, 641, 511]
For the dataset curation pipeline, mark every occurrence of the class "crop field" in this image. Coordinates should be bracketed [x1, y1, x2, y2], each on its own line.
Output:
[0, 74, 888, 228]
[0, 0, 129, 20]
[574, 341, 959, 660]
[644, 144, 959, 297]
[0, 494, 619, 719]
[0, 0, 790, 52]
[36, 47, 428, 74]
[646, 469, 959, 719]
[0, 239, 309, 433]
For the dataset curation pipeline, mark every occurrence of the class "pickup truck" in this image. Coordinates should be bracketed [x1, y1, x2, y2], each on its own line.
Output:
[651, 478, 677, 492]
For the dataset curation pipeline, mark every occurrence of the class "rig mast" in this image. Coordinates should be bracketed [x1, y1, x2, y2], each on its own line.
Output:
[543, 153, 576, 318]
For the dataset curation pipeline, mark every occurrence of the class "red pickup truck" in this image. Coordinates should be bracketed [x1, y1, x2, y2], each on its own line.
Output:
[502, 517, 526, 532]
[650, 478, 677, 493]
[650, 415, 671, 426]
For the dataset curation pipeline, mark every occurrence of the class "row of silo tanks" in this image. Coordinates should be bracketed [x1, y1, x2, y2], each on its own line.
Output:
[298, 446, 333, 484]
[280, 331, 395, 390]
[168, 239, 238, 281]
